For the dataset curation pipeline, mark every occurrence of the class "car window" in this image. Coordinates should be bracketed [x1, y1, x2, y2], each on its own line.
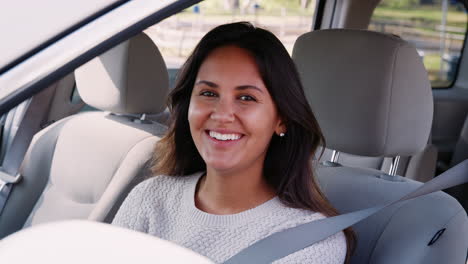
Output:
[144, 0, 317, 88]
[369, 0, 467, 88]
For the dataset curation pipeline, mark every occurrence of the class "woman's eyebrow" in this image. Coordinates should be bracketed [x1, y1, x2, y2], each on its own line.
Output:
[195, 80, 217, 87]
[194, 81, 263, 94]
[236, 85, 264, 94]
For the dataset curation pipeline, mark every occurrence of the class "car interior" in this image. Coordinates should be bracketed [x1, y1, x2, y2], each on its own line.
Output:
[0, 0, 467, 263]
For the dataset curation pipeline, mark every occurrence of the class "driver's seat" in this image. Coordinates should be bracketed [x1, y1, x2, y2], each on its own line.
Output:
[0, 32, 169, 238]
[293, 29, 468, 263]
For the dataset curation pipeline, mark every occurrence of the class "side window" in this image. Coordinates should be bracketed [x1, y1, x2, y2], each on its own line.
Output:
[369, 0, 467, 88]
[145, 0, 317, 88]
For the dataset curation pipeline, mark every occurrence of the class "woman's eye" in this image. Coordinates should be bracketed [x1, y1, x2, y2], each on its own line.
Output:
[200, 91, 217, 97]
[239, 95, 256, 102]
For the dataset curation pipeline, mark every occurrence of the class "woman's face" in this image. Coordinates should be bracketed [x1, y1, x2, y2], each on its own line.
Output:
[188, 45, 283, 174]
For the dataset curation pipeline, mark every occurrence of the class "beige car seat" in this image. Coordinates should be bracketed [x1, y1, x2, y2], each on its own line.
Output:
[293, 29, 467, 263]
[311, 31, 437, 183]
[0, 32, 168, 238]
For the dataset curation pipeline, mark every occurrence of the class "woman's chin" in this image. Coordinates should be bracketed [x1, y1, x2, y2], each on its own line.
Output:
[205, 161, 239, 173]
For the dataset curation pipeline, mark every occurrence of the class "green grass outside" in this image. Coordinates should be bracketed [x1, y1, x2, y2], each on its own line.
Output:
[423, 53, 453, 87]
[373, 6, 467, 28]
[183, 0, 315, 16]
[424, 53, 442, 70]
[177, 1, 467, 29]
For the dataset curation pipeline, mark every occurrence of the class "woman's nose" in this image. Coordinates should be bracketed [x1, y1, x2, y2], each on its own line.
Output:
[210, 98, 235, 123]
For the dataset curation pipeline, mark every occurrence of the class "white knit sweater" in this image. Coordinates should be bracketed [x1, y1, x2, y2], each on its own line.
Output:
[112, 172, 347, 264]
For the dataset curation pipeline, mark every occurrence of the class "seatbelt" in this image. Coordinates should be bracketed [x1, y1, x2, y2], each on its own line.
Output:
[224, 159, 468, 264]
[0, 84, 57, 215]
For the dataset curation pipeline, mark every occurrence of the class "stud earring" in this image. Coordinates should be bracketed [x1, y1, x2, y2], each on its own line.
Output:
[279, 133, 285, 137]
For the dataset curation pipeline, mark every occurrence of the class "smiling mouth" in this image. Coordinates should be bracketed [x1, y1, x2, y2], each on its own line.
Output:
[207, 130, 244, 141]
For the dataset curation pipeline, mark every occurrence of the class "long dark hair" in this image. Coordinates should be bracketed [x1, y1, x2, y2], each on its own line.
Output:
[152, 22, 354, 261]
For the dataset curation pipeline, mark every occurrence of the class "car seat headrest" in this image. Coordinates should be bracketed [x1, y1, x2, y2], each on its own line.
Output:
[292, 29, 433, 157]
[75, 32, 169, 115]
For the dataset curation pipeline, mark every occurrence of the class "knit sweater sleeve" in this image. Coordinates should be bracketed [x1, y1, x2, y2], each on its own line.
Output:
[111, 180, 152, 232]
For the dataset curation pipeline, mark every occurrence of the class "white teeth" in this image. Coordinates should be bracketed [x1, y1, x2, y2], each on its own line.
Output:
[209, 131, 241, 141]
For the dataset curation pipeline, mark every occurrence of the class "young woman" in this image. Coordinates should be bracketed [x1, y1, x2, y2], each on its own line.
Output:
[113, 22, 354, 263]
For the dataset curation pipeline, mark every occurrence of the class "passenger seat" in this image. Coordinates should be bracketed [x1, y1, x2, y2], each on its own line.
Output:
[293, 29, 468, 263]
[311, 31, 437, 182]
[0, 32, 168, 238]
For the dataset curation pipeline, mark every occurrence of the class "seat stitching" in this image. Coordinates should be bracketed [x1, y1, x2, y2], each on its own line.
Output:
[382, 42, 400, 155]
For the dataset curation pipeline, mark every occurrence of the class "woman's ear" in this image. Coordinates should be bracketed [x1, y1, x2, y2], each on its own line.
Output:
[275, 118, 286, 136]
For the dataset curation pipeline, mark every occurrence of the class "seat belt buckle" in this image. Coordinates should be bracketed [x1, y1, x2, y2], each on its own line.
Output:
[0, 169, 22, 193]
[0, 181, 7, 193]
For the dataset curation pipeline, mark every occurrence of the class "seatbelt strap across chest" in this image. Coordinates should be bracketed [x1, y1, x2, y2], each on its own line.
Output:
[224, 159, 468, 264]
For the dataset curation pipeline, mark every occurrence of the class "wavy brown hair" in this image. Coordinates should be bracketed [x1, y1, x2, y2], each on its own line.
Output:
[152, 22, 354, 261]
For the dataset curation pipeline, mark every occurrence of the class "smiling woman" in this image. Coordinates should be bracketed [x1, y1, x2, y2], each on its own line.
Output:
[112, 22, 353, 263]
[189, 45, 283, 214]
[189, 45, 283, 179]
